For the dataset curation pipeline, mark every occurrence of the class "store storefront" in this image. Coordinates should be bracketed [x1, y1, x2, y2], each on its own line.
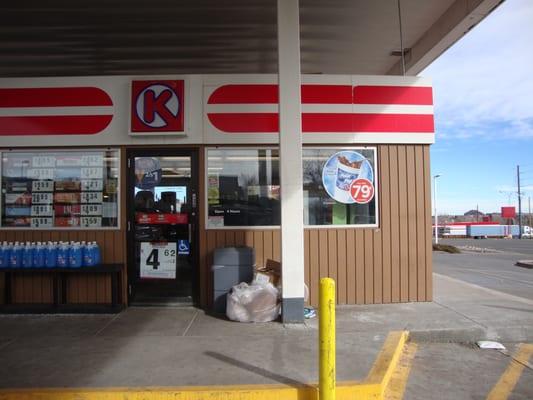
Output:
[0, 74, 434, 310]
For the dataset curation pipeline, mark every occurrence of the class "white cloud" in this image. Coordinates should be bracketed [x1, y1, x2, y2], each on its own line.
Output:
[422, 0, 533, 140]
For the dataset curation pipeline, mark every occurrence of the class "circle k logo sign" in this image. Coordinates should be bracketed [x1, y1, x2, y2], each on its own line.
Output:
[131, 80, 184, 133]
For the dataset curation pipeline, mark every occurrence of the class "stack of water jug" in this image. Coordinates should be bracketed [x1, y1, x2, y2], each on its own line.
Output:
[0, 241, 101, 268]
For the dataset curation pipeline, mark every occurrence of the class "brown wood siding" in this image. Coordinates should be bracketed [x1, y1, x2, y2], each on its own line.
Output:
[0, 148, 127, 305]
[197, 144, 433, 308]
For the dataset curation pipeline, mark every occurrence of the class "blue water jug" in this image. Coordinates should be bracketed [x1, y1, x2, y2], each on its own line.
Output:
[0, 242, 8, 268]
[45, 242, 57, 268]
[80, 242, 87, 267]
[33, 242, 45, 268]
[69, 242, 83, 268]
[56, 242, 69, 268]
[83, 242, 92, 266]
[22, 242, 33, 268]
[93, 241, 101, 265]
[10, 242, 23, 268]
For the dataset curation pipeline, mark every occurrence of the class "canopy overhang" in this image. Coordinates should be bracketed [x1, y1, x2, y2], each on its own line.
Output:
[0, 0, 503, 77]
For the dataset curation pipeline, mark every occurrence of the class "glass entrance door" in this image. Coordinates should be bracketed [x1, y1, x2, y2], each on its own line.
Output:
[127, 149, 198, 305]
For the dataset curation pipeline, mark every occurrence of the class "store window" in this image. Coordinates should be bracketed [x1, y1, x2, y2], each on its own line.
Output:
[303, 147, 377, 226]
[1, 149, 120, 229]
[206, 148, 280, 228]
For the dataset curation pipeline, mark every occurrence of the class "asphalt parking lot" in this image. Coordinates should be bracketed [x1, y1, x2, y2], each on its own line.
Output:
[435, 239, 533, 300]
[440, 238, 533, 256]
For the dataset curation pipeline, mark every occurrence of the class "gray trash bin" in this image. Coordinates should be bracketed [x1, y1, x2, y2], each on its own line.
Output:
[212, 247, 255, 314]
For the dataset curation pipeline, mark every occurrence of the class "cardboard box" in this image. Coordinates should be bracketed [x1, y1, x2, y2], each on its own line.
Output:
[254, 259, 281, 287]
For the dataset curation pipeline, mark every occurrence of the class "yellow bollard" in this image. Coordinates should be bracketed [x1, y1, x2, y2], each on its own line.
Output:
[319, 277, 336, 400]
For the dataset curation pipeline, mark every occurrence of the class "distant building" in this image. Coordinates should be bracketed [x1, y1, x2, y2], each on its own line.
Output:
[464, 209, 484, 220]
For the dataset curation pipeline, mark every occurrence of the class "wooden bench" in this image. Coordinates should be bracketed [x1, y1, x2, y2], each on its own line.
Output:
[0, 264, 124, 313]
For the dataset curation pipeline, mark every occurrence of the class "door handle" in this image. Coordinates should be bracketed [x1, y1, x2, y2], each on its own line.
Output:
[188, 223, 192, 243]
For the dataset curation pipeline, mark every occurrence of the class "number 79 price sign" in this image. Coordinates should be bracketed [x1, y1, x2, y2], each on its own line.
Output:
[349, 178, 375, 204]
[140, 242, 177, 279]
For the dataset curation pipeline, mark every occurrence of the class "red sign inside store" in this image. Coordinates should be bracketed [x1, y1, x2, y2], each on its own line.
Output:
[131, 80, 185, 133]
[136, 213, 189, 225]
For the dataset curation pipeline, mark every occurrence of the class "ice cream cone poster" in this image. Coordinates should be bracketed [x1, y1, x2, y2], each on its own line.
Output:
[134, 157, 162, 189]
[322, 150, 374, 204]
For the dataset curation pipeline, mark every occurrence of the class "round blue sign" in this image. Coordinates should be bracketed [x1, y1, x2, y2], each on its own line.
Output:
[135, 157, 162, 189]
[321, 151, 374, 204]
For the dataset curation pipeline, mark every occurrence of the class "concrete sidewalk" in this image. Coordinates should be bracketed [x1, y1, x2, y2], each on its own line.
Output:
[0, 273, 532, 388]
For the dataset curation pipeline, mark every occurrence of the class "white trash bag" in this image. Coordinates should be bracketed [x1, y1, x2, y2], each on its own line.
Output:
[226, 282, 280, 323]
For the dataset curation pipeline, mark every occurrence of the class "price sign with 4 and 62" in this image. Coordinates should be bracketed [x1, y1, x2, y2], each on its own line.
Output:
[349, 178, 375, 204]
[140, 242, 177, 279]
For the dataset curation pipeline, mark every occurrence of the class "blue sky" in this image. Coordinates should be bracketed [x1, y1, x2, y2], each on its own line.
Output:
[422, 0, 533, 215]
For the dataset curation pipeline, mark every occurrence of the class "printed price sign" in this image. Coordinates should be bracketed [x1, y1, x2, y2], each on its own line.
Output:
[31, 192, 54, 204]
[140, 242, 177, 279]
[81, 167, 103, 179]
[32, 156, 56, 168]
[81, 204, 102, 216]
[31, 217, 54, 228]
[81, 154, 104, 167]
[81, 179, 104, 191]
[32, 180, 54, 192]
[31, 205, 54, 216]
[81, 217, 102, 227]
[349, 178, 375, 204]
[28, 168, 54, 180]
[81, 192, 103, 203]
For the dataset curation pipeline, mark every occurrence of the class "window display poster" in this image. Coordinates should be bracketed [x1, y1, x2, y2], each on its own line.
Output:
[140, 242, 177, 279]
[134, 157, 162, 189]
[207, 175, 220, 205]
[321, 150, 375, 205]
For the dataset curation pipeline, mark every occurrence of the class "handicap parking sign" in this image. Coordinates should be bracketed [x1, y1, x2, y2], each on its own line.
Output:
[177, 240, 190, 255]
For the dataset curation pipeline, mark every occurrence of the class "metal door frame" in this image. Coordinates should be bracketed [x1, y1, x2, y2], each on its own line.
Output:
[125, 147, 199, 306]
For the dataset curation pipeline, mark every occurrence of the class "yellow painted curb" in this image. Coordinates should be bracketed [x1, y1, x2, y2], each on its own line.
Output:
[0, 331, 409, 400]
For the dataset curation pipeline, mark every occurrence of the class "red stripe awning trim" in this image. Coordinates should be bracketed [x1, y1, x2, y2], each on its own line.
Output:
[208, 113, 434, 134]
[208, 84, 433, 106]
[353, 86, 433, 105]
[0, 115, 113, 136]
[0, 87, 114, 108]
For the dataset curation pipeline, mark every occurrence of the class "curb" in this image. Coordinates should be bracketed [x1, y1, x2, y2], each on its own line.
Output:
[0, 331, 409, 400]
[516, 260, 533, 269]
[410, 327, 487, 343]
[410, 326, 533, 344]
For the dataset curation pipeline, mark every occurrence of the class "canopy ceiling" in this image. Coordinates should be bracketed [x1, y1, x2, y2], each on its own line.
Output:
[0, 0, 501, 77]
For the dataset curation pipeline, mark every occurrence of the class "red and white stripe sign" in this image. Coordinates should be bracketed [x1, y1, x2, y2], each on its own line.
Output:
[0, 87, 113, 136]
[206, 83, 433, 134]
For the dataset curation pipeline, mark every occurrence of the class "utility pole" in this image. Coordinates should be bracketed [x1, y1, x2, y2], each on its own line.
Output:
[517, 165, 522, 239]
